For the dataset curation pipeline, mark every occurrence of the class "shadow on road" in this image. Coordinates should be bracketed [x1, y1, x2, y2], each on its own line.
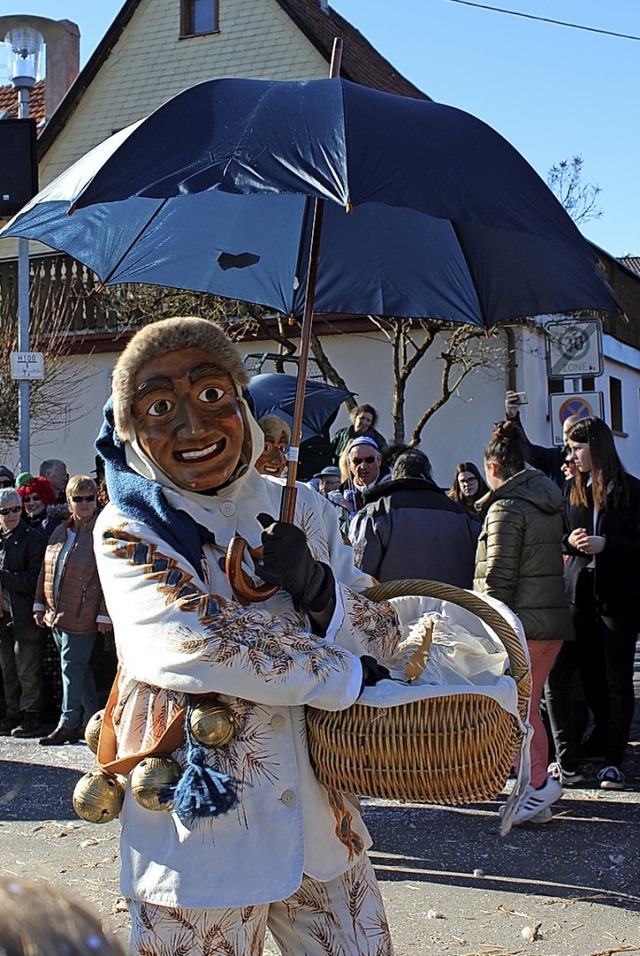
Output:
[0, 759, 81, 822]
[364, 792, 640, 911]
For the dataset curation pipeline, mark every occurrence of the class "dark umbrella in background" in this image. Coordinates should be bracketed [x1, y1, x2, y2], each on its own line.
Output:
[247, 373, 354, 444]
[1, 41, 621, 600]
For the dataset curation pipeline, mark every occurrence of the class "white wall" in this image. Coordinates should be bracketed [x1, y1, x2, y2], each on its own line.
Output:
[0, 353, 114, 478]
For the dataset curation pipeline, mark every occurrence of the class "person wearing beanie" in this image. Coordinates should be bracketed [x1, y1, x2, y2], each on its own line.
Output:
[14, 471, 33, 489]
[342, 435, 390, 514]
[17, 476, 62, 542]
[93, 316, 402, 955]
[0, 466, 14, 489]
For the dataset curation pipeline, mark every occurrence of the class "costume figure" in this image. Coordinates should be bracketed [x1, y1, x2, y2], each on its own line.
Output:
[94, 318, 401, 955]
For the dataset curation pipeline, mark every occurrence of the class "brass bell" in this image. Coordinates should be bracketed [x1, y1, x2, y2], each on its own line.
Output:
[84, 709, 104, 754]
[130, 755, 182, 811]
[72, 771, 125, 824]
[190, 700, 236, 748]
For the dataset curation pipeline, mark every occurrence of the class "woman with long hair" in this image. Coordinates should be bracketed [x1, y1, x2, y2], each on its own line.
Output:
[449, 461, 489, 517]
[474, 420, 570, 824]
[547, 417, 640, 791]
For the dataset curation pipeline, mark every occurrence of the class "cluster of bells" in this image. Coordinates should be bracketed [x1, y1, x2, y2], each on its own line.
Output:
[72, 700, 237, 824]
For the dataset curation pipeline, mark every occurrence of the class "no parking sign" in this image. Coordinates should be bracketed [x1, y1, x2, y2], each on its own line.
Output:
[549, 392, 604, 445]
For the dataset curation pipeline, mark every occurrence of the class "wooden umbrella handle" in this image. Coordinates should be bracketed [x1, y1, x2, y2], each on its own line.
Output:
[226, 39, 343, 606]
[225, 537, 278, 606]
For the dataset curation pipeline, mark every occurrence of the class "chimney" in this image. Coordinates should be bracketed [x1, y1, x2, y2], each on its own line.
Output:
[44, 19, 79, 119]
[319, 0, 330, 13]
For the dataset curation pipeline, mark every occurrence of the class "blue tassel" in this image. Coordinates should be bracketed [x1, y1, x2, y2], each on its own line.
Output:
[160, 701, 239, 824]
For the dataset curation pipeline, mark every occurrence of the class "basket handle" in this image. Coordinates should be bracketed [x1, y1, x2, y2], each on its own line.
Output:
[362, 579, 531, 720]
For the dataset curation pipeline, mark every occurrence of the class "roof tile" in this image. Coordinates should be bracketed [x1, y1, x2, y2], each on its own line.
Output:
[0, 79, 46, 127]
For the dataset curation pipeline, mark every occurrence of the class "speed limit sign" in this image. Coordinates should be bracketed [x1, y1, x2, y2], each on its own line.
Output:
[546, 318, 603, 379]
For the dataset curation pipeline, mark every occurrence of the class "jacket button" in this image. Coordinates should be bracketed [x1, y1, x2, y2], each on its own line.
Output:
[280, 790, 297, 807]
[221, 502, 235, 517]
[270, 714, 286, 731]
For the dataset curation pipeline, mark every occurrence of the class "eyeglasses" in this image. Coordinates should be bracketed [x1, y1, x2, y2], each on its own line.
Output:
[0, 506, 21, 516]
[350, 456, 376, 465]
[70, 494, 96, 503]
[23, 495, 41, 503]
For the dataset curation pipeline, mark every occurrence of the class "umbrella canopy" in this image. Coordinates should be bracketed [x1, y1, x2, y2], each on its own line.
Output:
[247, 373, 354, 443]
[1, 77, 618, 329]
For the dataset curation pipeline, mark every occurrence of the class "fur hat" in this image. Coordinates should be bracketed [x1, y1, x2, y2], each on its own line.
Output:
[112, 317, 250, 442]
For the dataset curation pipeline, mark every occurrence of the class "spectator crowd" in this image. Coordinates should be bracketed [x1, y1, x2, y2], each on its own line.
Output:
[1, 392, 638, 827]
[0, 326, 639, 956]
[0, 459, 114, 744]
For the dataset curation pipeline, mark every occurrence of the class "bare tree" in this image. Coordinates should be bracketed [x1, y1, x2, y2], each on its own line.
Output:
[0, 256, 95, 443]
[547, 155, 602, 225]
[95, 284, 506, 446]
[368, 317, 506, 446]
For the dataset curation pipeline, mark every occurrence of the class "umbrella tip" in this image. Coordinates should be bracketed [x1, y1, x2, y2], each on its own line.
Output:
[67, 203, 77, 217]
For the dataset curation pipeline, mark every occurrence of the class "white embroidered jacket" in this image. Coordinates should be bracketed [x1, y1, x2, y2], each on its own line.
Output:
[93, 416, 404, 909]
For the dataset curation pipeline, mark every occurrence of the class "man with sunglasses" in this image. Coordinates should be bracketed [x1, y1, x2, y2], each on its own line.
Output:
[0, 488, 47, 737]
[341, 436, 390, 518]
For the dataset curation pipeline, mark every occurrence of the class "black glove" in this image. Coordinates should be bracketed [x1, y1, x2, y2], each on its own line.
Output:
[359, 655, 392, 694]
[256, 514, 335, 614]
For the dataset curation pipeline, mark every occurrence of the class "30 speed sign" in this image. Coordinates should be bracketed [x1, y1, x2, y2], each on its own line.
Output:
[546, 318, 603, 379]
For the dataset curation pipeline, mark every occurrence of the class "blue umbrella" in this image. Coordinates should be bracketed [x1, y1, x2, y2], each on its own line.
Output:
[247, 373, 354, 443]
[2, 76, 618, 328]
[2, 68, 620, 602]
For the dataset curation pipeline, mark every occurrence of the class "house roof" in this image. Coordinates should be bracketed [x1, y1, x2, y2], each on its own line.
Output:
[620, 256, 640, 275]
[273, 0, 428, 98]
[35, 0, 428, 160]
[0, 79, 46, 125]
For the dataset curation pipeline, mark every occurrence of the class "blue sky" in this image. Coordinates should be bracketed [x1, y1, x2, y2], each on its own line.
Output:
[3, 0, 638, 255]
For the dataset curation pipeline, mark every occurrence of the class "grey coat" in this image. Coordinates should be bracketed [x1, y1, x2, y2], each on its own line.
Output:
[473, 468, 570, 641]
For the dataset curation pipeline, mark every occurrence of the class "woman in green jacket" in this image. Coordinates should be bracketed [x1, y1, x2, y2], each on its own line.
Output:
[474, 420, 571, 826]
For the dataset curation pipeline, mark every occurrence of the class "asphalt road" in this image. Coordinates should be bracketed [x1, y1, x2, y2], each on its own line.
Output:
[1, 708, 639, 956]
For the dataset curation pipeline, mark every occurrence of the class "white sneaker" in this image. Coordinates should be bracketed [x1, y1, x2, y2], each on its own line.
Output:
[547, 761, 584, 786]
[511, 777, 563, 826]
[527, 807, 554, 824]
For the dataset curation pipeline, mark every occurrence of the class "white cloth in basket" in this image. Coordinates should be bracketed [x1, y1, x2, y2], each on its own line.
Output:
[358, 592, 529, 724]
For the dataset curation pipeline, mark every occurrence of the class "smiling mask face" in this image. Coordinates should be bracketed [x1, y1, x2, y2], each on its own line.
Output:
[131, 347, 245, 492]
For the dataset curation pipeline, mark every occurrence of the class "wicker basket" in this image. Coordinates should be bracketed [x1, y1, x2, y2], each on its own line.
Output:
[306, 580, 531, 805]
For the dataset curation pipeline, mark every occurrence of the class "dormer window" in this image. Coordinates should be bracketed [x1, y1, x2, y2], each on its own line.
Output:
[180, 0, 218, 37]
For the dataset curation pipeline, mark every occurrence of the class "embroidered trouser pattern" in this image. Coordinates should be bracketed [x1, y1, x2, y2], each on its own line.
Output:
[128, 854, 394, 956]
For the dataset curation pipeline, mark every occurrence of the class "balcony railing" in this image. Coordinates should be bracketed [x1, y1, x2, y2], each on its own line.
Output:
[0, 252, 134, 339]
[0, 250, 638, 351]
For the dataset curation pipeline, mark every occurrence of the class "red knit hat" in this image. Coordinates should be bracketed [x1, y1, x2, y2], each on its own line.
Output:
[17, 475, 57, 506]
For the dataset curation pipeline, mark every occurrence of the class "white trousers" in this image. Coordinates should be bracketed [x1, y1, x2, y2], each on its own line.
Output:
[128, 853, 394, 956]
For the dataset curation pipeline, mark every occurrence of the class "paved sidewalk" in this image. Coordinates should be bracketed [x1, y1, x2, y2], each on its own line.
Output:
[1, 676, 638, 955]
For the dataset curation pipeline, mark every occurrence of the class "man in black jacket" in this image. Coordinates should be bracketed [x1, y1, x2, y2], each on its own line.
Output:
[0, 488, 47, 737]
[505, 391, 582, 487]
[349, 449, 480, 587]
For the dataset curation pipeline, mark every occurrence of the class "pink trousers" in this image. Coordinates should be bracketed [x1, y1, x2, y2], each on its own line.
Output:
[517, 640, 563, 789]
